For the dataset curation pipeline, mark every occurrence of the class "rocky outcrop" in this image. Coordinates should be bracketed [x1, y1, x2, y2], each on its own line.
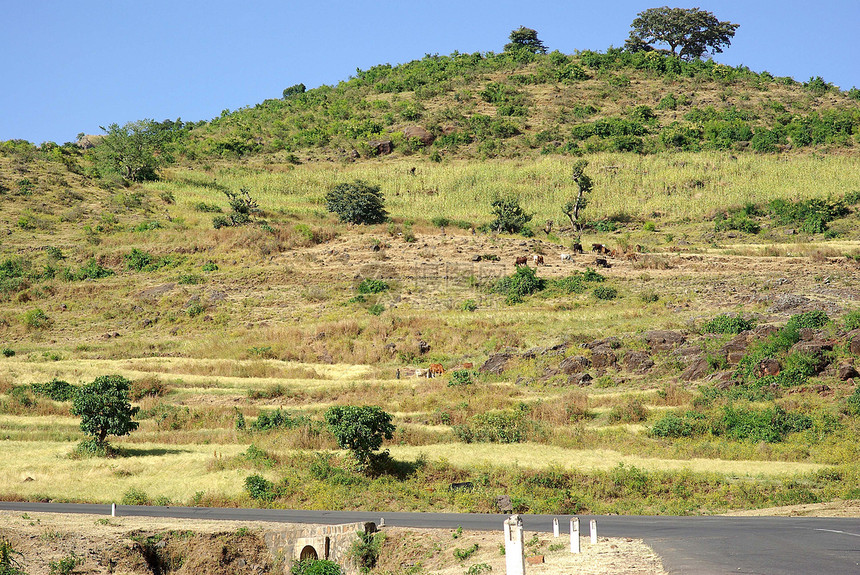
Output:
[644, 330, 686, 351]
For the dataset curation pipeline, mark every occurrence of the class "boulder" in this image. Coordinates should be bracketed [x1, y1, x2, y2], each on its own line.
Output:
[590, 348, 617, 370]
[367, 139, 393, 155]
[567, 373, 593, 386]
[754, 358, 781, 378]
[850, 335, 860, 356]
[559, 356, 591, 374]
[837, 364, 860, 381]
[480, 353, 511, 375]
[495, 495, 513, 514]
[582, 337, 620, 350]
[624, 351, 654, 373]
[645, 330, 686, 351]
[403, 126, 435, 146]
[721, 334, 750, 365]
[799, 328, 815, 341]
[681, 357, 710, 381]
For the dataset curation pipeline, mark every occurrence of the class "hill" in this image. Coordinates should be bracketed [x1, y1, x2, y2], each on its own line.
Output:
[1, 45, 860, 522]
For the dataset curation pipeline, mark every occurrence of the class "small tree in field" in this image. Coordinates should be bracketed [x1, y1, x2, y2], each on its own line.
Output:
[562, 160, 593, 231]
[95, 119, 173, 182]
[490, 196, 533, 234]
[625, 7, 739, 60]
[72, 375, 139, 448]
[325, 180, 388, 225]
[324, 405, 395, 466]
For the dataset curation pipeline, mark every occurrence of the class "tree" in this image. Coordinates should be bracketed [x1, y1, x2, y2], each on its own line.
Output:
[71, 375, 139, 446]
[504, 26, 547, 55]
[625, 7, 739, 60]
[325, 180, 388, 224]
[562, 160, 593, 231]
[490, 196, 533, 234]
[95, 119, 173, 182]
[324, 405, 395, 466]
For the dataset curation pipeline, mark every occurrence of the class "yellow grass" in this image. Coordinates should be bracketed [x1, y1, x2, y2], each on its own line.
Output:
[0, 441, 247, 502]
[386, 443, 826, 477]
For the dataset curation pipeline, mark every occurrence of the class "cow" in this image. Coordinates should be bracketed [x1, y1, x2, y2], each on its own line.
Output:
[414, 368, 428, 378]
[595, 257, 611, 268]
[428, 363, 445, 378]
[592, 243, 611, 255]
[532, 254, 544, 265]
[572, 243, 584, 254]
[560, 253, 572, 261]
[515, 256, 528, 266]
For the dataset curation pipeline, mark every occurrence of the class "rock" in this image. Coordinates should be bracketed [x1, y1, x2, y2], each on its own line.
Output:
[721, 334, 751, 365]
[812, 384, 831, 394]
[559, 356, 591, 374]
[417, 340, 431, 355]
[521, 347, 544, 359]
[495, 495, 513, 513]
[480, 354, 511, 375]
[136, 283, 176, 300]
[768, 294, 810, 313]
[837, 364, 859, 381]
[141, 318, 153, 328]
[367, 139, 393, 155]
[590, 348, 616, 370]
[471, 255, 482, 262]
[681, 357, 711, 381]
[583, 337, 620, 350]
[624, 351, 654, 373]
[850, 335, 860, 356]
[403, 126, 435, 146]
[754, 358, 781, 377]
[799, 328, 815, 341]
[526, 556, 545, 565]
[567, 373, 593, 386]
[644, 330, 686, 351]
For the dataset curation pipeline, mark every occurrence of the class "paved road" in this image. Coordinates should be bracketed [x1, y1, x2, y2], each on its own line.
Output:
[1, 502, 858, 574]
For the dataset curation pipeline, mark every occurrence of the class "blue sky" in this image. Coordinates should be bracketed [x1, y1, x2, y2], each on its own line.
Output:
[2, 1, 858, 144]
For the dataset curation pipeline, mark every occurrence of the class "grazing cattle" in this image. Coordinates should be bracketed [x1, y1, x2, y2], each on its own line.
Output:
[592, 243, 611, 255]
[595, 257, 611, 268]
[560, 253, 572, 261]
[532, 254, 544, 265]
[414, 368, 428, 378]
[572, 243, 584, 254]
[428, 363, 445, 378]
[515, 256, 528, 266]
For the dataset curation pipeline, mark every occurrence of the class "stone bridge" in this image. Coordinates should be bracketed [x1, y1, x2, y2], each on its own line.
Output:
[264, 521, 377, 574]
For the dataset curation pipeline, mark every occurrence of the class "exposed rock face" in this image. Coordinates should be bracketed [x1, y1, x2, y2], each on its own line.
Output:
[583, 337, 620, 350]
[754, 358, 781, 377]
[624, 351, 654, 373]
[681, 357, 710, 381]
[644, 330, 686, 351]
[403, 126, 435, 146]
[559, 356, 591, 374]
[590, 348, 617, 370]
[850, 334, 860, 356]
[721, 333, 752, 365]
[480, 353, 511, 374]
[567, 373, 593, 386]
[837, 364, 859, 381]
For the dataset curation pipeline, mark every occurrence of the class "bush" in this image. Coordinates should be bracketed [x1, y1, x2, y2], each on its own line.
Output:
[31, 379, 77, 401]
[22, 308, 52, 330]
[649, 413, 696, 438]
[250, 408, 311, 431]
[291, 560, 343, 575]
[244, 474, 276, 501]
[124, 248, 154, 271]
[121, 487, 150, 505]
[489, 196, 532, 234]
[711, 405, 812, 443]
[63, 258, 114, 281]
[357, 279, 389, 294]
[785, 310, 829, 331]
[495, 265, 544, 304]
[592, 286, 617, 300]
[702, 314, 755, 334]
[448, 370, 474, 387]
[326, 180, 388, 224]
[324, 405, 395, 466]
[453, 408, 537, 443]
[1, 348, 14, 358]
[348, 531, 384, 573]
[461, 299, 478, 311]
[843, 310, 860, 331]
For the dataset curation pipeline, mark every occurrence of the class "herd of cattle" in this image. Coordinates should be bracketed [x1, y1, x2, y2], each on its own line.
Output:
[515, 243, 642, 268]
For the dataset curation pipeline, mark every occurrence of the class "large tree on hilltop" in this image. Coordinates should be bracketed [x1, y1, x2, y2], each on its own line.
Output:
[504, 26, 548, 55]
[625, 7, 739, 60]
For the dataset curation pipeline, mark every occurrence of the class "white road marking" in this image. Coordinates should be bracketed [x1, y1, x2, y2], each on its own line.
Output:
[812, 528, 860, 538]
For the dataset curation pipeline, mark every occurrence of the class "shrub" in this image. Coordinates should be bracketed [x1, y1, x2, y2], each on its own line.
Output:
[702, 314, 755, 334]
[607, 398, 648, 423]
[461, 299, 478, 311]
[357, 279, 388, 294]
[592, 286, 617, 300]
[2, 348, 14, 358]
[448, 370, 474, 387]
[348, 531, 384, 573]
[453, 409, 537, 443]
[49, 552, 83, 575]
[711, 405, 812, 443]
[367, 304, 384, 316]
[785, 310, 829, 331]
[250, 408, 311, 431]
[326, 180, 388, 224]
[649, 413, 696, 438]
[489, 196, 532, 234]
[843, 387, 860, 417]
[64, 258, 114, 281]
[121, 487, 150, 505]
[124, 248, 154, 271]
[0, 537, 25, 575]
[31, 379, 77, 401]
[324, 405, 395, 466]
[22, 308, 52, 330]
[202, 262, 218, 272]
[454, 544, 479, 561]
[843, 310, 860, 331]
[291, 560, 343, 575]
[244, 474, 276, 501]
[193, 201, 222, 213]
[495, 265, 544, 304]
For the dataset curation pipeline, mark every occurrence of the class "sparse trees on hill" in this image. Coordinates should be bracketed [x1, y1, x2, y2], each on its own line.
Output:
[504, 26, 547, 55]
[562, 160, 593, 231]
[625, 7, 739, 60]
[95, 119, 174, 182]
[324, 405, 395, 466]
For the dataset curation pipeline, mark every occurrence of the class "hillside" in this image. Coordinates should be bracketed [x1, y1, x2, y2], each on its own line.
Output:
[1, 44, 860, 529]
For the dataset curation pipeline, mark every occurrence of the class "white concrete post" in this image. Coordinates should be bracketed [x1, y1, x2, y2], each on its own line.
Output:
[553, 517, 559, 538]
[590, 519, 597, 545]
[504, 515, 526, 575]
[111, 503, 116, 517]
[570, 517, 580, 554]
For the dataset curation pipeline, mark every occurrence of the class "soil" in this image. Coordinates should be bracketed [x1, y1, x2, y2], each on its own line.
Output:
[724, 499, 860, 517]
[0, 511, 666, 575]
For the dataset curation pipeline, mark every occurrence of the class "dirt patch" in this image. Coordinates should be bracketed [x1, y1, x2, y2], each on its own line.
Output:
[724, 499, 860, 518]
[376, 526, 666, 575]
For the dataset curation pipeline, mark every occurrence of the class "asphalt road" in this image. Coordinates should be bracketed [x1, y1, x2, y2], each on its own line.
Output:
[1, 502, 858, 574]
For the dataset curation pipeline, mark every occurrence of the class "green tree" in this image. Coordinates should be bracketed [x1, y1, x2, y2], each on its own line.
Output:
[504, 26, 548, 54]
[71, 375, 139, 446]
[324, 405, 395, 466]
[625, 7, 739, 60]
[325, 180, 388, 225]
[562, 160, 593, 231]
[490, 196, 532, 234]
[95, 119, 174, 181]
